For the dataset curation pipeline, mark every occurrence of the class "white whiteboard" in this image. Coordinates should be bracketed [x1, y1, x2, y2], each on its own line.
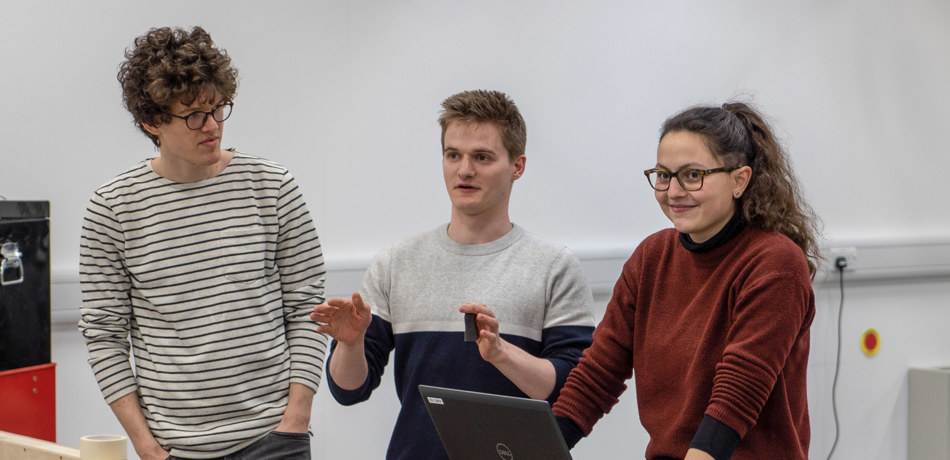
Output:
[2, 0, 949, 279]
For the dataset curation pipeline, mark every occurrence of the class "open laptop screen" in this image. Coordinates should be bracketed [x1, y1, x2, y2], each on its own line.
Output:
[419, 384, 573, 460]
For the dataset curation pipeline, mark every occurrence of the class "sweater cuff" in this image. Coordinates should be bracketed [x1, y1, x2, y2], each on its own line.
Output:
[556, 416, 584, 449]
[689, 414, 741, 460]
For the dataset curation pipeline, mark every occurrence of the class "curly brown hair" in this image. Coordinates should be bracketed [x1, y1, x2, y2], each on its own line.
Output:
[438, 90, 527, 162]
[660, 102, 822, 278]
[117, 26, 238, 146]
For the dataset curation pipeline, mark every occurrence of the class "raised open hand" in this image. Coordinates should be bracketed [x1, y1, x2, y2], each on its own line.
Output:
[311, 293, 373, 346]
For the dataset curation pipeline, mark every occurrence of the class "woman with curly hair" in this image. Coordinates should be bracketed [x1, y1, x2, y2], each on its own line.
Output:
[79, 27, 327, 459]
[553, 102, 820, 460]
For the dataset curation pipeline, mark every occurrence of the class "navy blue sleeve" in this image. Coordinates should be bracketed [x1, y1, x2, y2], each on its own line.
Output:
[326, 315, 394, 405]
[542, 325, 595, 404]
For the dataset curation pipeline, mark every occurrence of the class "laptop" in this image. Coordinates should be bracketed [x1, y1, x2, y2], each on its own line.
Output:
[418, 384, 573, 460]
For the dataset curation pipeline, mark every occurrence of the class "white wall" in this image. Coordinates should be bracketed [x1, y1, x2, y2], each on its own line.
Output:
[3, 1, 950, 458]
[4, 0, 950, 272]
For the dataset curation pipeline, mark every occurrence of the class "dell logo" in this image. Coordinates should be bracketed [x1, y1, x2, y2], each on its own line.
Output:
[496, 443, 513, 459]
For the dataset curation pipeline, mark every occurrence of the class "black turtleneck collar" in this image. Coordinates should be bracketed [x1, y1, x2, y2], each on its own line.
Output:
[679, 212, 747, 253]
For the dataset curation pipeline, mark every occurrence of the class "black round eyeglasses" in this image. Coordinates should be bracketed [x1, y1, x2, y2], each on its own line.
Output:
[168, 102, 233, 130]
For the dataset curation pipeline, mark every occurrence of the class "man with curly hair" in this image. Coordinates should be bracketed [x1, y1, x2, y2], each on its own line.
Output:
[78, 26, 327, 459]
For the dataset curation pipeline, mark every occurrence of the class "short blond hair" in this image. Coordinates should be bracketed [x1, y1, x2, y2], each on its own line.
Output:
[438, 90, 526, 161]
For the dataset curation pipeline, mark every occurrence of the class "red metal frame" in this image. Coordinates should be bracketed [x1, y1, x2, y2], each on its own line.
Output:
[0, 362, 56, 442]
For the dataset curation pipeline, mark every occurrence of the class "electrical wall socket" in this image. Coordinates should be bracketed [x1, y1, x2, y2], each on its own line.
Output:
[828, 247, 858, 265]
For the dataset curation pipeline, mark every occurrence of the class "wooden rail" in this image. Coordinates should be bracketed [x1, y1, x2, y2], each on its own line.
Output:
[0, 431, 80, 460]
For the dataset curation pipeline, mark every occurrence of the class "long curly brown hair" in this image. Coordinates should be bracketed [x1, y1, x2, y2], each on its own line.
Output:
[661, 102, 822, 278]
[117, 26, 238, 146]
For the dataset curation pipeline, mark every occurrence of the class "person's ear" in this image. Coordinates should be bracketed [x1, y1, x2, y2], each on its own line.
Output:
[142, 122, 161, 137]
[732, 165, 752, 197]
[512, 155, 526, 180]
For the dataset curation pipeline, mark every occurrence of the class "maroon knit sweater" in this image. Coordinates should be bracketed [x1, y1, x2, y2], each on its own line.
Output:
[553, 226, 814, 459]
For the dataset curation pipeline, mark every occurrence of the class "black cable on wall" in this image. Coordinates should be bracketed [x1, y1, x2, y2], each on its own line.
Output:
[827, 256, 848, 460]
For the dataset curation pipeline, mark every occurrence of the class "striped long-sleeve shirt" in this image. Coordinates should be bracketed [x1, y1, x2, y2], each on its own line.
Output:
[78, 151, 328, 458]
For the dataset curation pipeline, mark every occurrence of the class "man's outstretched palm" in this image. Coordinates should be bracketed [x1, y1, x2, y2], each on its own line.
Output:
[311, 293, 373, 346]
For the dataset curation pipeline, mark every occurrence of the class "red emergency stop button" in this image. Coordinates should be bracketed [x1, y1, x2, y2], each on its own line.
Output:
[861, 328, 880, 356]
